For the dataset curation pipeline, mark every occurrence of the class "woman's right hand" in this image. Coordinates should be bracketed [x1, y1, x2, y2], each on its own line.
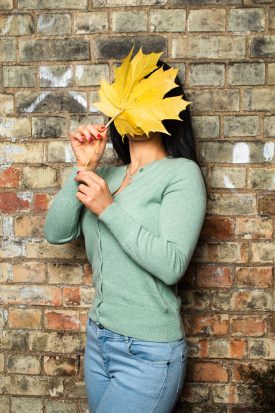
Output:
[69, 124, 108, 169]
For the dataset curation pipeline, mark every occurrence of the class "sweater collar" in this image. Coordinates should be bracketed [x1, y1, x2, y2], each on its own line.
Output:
[110, 156, 172, 199]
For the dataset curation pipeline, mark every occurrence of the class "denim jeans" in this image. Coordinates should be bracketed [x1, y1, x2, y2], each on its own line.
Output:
[84, 316, 188, 413]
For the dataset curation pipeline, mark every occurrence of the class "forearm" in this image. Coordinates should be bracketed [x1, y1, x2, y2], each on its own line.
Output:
[43, 161, 99, 244]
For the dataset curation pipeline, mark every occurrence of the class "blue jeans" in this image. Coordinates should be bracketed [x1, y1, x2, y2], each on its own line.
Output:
[84, 316, 188, 413]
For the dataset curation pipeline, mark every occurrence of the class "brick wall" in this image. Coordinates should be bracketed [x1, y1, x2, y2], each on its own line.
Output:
[0, 1, 274, 412]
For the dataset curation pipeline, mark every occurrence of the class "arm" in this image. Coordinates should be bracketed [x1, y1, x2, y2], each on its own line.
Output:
[43, 165, 103, 244]
[98, 161, 207, 286]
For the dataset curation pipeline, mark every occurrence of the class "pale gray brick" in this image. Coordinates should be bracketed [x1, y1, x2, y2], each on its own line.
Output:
[0, 39, 16, 62]
[187, 89, 239, 112]
[37, 14, 71, 35]
[3, 66, 36, 87]
[75, 64, 109, 86]
[19, 39, 90, 61]
[250, 35, 275, 57]
[172, 36, 245, 59]
[228, 8, 265, 32]
[74, 12, 108, 33]
[149, 9, 186, 32]
[18, 0, 88, 9]
[112, 12, 147, 32]
[0, 14, 34, 36]
[189, 64, 225, 86]
[228, 63, 265, 85]
[264, 117, 275, 137]
[224, 116, 259, 137]
[188, 9, 225, 32]
[95, 36, 167, 59]
[0, 0, 13, 9]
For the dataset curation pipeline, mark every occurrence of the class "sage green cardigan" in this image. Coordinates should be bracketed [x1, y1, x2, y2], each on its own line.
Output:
[43, 156, 207, 342]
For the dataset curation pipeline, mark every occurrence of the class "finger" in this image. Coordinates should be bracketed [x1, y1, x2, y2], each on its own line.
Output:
[86, 124, 104, 141]
[76, 170, 105, 185]
[78, 183, 90, 195]
[72, 132, 85, 143]
[95, 124, 107, 133]
[78, 126, 93, 142]
[75, 170, 105, 189]
[76, 190, 87, 204]
[75, 172, 102, 189]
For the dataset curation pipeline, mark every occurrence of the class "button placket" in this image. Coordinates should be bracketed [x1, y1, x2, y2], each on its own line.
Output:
[96, 218, 104, 322]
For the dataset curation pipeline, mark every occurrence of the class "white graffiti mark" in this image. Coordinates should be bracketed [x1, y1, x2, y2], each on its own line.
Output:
[223, 175, 235, 189]
[232, 142, 250, 163]
[22, 91, 50, 113]
[37, 15, 56, 31]
[68, 91, 87, 109]
[39, 66, 73, 87]
[263, 142, 274, 162]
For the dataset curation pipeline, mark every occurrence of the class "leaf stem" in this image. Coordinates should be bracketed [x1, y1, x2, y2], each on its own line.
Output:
[84, 110, 124, 170]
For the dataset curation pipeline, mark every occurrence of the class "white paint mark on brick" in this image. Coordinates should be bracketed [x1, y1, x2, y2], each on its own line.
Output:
[68, 91, 87, 109]
[39, 66, 73, 87]
[0, 15, 14, 35]
[65, 145, 75, 162]
[263, 142, 274, 162]
[49, 382, 64, 397]
[37, 15, 56, 31]
[1, 238, 25, 257]
[17, 192, 33, 202]
[223, 175, 235, 188]
[75, 65, 84, 80]
[23, 92, 50, 113]
[0, 163, 12, 172]
[0, 145, 23, 163]
[232, 142, 250, 163]
[2, 216, 13, 238]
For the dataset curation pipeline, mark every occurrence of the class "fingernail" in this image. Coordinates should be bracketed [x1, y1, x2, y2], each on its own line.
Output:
[97, 134, 102, 139]
[88, 136, 93, 142]
[101, 126, 106, 130]
[76, 171, 80, 174]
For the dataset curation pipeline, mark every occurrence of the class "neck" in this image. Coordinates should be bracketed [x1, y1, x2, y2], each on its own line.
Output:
[127, 132, 167, 172]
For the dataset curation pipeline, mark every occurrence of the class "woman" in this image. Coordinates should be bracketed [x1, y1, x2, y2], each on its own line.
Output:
[44, 58, 207, 413]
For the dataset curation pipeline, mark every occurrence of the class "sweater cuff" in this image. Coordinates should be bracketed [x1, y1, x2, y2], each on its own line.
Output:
[98, 201, 134, 243]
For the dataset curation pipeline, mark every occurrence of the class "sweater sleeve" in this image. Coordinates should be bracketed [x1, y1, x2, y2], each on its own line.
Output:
[97, 162, 207, 286]
[43, 165, 103, 245]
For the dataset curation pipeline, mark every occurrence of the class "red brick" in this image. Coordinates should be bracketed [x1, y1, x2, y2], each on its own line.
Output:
[197, 265, 233, 288]
[0, 192, 30, 212]
[193, 361, 228, 382]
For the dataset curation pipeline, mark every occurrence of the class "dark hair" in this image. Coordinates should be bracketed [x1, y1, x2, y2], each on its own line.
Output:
[108, 58, 198, 166]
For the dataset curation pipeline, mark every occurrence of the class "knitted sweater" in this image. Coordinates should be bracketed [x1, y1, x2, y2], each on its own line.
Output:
[43, 156, 207, 342]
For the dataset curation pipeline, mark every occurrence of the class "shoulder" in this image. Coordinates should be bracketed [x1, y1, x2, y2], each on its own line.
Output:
[165, 157, 204, 182]
[162, 157, 206, 200]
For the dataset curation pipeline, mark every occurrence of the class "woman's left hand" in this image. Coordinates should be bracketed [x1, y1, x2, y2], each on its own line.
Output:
[74, 170, 114, 216]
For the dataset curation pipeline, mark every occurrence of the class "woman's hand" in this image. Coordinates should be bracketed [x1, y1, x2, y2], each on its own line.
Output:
[74, 169, 114, 216]
[70, 123, 108, 169]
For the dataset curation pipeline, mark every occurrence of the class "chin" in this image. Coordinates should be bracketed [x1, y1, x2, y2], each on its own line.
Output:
[126, 132, 154, 140]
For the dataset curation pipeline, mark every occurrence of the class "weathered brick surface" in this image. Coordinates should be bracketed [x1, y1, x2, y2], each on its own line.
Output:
[0, 1, 274, 412]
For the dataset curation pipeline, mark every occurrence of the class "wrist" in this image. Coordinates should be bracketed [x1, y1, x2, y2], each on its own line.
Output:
[76, 161, 99, 171]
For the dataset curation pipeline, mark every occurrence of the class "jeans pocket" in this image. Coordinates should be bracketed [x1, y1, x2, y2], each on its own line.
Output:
[176, 347, 188, 394]
[126, 338, 172, 367]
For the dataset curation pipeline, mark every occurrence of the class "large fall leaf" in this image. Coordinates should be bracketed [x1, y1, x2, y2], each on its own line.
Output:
[93, 45, 191, 141]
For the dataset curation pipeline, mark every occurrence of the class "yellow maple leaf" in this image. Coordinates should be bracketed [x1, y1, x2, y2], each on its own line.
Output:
[93, 45, 191, 141]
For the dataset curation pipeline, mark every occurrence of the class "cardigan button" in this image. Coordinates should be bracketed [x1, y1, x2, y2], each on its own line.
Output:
[139, 168, 143, 172]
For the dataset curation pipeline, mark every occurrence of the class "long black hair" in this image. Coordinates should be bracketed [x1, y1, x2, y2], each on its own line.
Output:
[108, 58, 198, 166]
